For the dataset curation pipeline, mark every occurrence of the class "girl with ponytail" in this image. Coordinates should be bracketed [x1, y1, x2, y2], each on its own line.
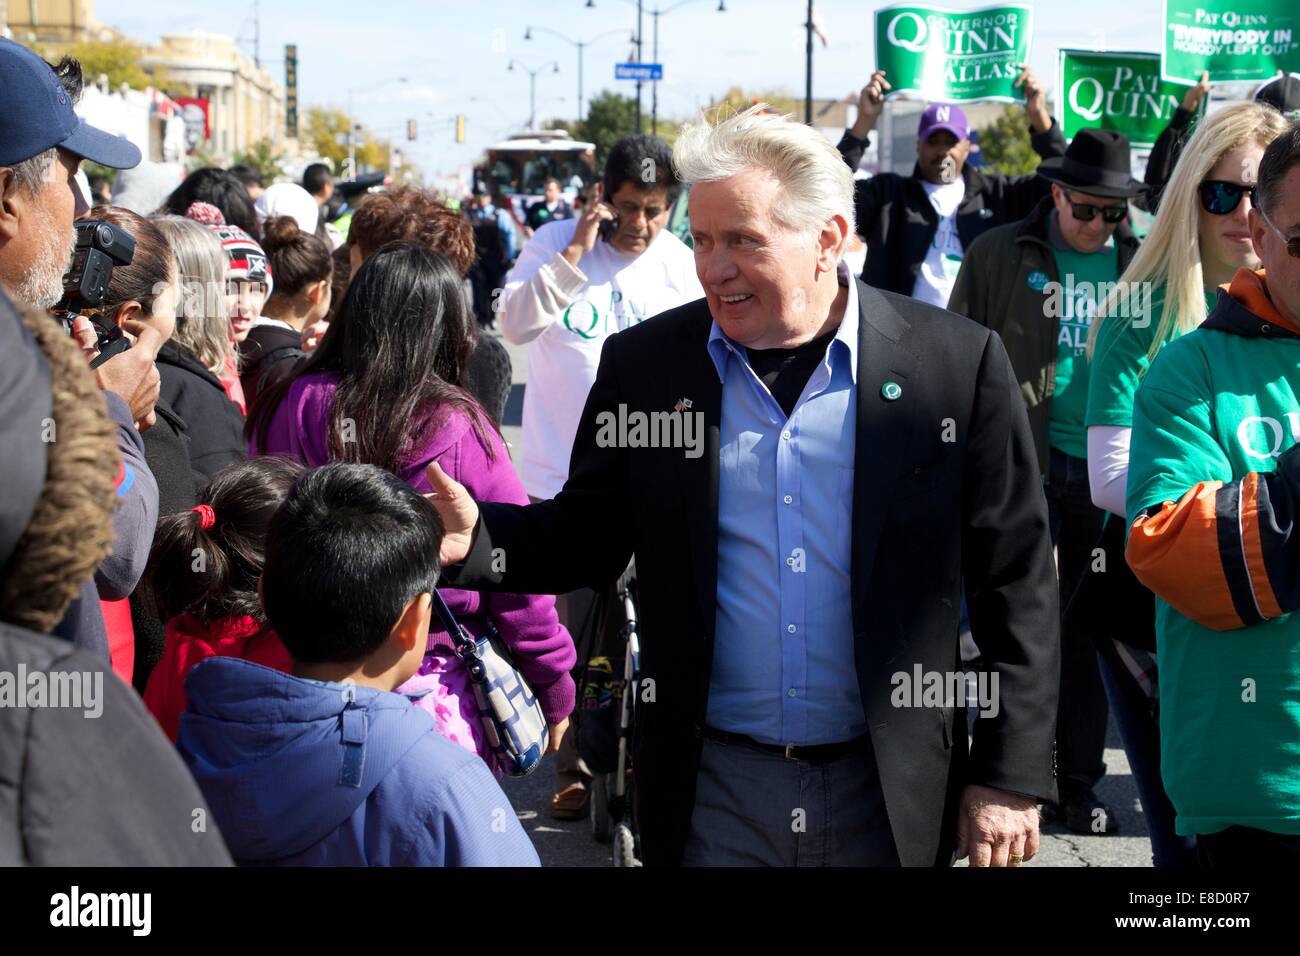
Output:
[142, 456, 303, 740]
[240, 216, 333, 407]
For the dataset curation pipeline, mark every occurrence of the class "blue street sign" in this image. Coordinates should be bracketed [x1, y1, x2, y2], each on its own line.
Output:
[615, 62, 663, 81]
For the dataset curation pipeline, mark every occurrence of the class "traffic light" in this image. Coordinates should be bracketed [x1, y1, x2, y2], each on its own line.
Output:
[407, 119, 417, 141]
[455, 114, 465, 144]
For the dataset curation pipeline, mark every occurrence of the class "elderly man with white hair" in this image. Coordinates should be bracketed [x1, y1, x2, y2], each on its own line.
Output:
[426, 106, 1059, 867]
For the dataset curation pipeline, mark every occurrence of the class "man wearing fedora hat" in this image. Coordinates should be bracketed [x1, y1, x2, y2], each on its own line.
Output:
[950, 127, 1146, 836]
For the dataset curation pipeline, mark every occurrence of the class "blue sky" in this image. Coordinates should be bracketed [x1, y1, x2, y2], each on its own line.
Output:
[98, 0, 1168, 183]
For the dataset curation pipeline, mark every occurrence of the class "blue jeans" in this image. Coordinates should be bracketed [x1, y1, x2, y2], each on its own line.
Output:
[1095, 638, 1197, 866]
[682, 734, 899, 866]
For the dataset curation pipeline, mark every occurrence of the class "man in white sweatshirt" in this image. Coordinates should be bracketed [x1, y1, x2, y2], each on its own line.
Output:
[499, 134, 702, 819]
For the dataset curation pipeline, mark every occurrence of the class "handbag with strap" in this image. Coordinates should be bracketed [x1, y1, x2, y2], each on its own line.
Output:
[430, 589, 549, 777]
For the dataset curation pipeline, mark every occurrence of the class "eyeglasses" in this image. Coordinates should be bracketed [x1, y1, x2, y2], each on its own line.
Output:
[1067, 198, 1128, 224]
[1257, 206, 1300, 259]
[1200, 180, 1256, 216]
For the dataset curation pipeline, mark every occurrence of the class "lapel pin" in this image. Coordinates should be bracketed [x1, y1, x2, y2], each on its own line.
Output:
[881, 381, 902, 401]
[675, 397, 694, 412]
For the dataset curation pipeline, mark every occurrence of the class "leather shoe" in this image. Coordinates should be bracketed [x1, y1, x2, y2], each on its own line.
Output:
[548, 782, 590, 820]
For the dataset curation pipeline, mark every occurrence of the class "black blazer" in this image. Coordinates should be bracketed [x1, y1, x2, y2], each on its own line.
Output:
[446, 280, 1060, 866]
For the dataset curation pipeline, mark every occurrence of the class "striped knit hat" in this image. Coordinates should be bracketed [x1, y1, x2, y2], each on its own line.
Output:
[207, 223, 273, 297]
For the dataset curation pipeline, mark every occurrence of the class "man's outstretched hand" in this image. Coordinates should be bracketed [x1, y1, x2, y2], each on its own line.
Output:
[423, 460, 480, 566]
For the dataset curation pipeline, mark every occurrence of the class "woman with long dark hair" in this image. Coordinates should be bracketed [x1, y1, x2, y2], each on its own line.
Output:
[247, 241, 575, 775]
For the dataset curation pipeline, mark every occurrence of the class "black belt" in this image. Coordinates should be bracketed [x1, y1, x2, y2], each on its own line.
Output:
[701, 725, 870, 764]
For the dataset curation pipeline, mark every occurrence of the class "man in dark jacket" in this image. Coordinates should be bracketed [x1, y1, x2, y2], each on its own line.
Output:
[0, 41, 162, 663]
[0, 289, 232, 866]
[525, 177, 574, 233]
[428, 106, 1059, 867]
[949, 128, 1146, 837]
[839, 66, 1065, 303]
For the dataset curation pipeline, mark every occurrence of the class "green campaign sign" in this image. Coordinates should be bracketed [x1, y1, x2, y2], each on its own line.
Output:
[1162, 0, 1300, 83]
[1058, 50, 1201, 148]
[875, 3, 1034, 103]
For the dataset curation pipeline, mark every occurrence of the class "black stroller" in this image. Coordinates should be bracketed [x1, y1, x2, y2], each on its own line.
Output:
[575, 562, 642, 867]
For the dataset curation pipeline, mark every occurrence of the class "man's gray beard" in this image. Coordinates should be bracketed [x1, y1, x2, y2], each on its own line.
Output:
[14, 225, 76, 310]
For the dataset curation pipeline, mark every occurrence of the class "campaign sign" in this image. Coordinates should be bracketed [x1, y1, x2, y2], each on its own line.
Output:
[1162, 0, 1300, 83]
[1058, 49, 1202, 148]
[875, 3, 1034, 102]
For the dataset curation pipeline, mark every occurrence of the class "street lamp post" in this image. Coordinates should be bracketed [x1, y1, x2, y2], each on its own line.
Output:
[347, 75, 407, 178]
[586, 0, 643, 131]
[805, 0, 814, 124]
[525, 26, 631, 124]
[636, 0, 643, 134]
[508, 59, 561, 130]
[649, 0, 726, 136]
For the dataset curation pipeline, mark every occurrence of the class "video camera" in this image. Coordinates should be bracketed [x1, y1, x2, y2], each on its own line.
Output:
[54, 220, 135, 369]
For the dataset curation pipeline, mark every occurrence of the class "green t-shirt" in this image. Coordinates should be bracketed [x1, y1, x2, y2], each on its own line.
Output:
[1049, 240, 1117, 458]
[1127, 326, 1300, 836]
[1087, 285, 1219, 429]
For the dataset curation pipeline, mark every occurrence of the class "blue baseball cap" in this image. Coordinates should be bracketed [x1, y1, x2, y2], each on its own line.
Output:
[0, 38, 141, 169]
[917, 103, 970, 142]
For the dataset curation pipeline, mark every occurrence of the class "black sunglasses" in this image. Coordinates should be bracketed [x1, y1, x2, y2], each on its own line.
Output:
[1200, 180, 1256, 216]
[1067, 199, 1128, 224]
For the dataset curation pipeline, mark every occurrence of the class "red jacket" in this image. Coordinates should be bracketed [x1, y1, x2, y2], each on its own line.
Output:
[143, 613, 289, 741]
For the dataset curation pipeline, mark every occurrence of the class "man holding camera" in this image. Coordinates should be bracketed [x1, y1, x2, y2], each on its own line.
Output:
[0, 39, 160, 663]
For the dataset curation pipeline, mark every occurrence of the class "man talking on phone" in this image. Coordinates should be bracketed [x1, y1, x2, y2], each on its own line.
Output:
[499, 133, 701, 820]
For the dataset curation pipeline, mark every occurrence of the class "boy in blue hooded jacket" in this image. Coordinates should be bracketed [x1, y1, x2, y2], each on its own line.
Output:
[176, 462, 540, 866]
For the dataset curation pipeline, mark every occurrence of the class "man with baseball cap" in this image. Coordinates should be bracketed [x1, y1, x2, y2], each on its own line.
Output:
[0, 40, 161, 666]
[838, 65, 1065, 306]
[949, 128, 1146, 835]
[0, 38, 141, 310]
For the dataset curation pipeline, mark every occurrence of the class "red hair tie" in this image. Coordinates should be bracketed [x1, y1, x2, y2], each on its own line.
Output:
[192, 504, 216, 530]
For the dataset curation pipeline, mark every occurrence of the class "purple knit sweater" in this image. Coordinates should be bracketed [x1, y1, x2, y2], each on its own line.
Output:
[250, 371, 576, 723]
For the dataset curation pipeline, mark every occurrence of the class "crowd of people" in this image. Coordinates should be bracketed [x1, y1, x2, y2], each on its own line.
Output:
[3, 29, 1300, 869]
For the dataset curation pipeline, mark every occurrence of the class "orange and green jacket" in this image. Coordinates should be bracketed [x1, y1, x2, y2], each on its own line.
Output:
[1125, 267, 1300, 836]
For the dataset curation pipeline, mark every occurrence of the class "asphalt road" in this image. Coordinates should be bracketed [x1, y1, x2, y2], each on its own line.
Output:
[491, 326, 1153, 867]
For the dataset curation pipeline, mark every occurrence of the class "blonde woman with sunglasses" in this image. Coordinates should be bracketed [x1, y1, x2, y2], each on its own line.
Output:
[1078, 101, 1289, 867]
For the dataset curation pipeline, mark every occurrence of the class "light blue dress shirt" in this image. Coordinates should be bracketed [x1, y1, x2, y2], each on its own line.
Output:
[705, 267, 866, 746]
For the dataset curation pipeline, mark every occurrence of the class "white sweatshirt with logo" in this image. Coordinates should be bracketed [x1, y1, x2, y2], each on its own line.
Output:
[499, 218, 702, 499]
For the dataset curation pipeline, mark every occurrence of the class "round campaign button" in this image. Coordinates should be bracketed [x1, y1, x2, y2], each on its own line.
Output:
[881, 381, 902, 401]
